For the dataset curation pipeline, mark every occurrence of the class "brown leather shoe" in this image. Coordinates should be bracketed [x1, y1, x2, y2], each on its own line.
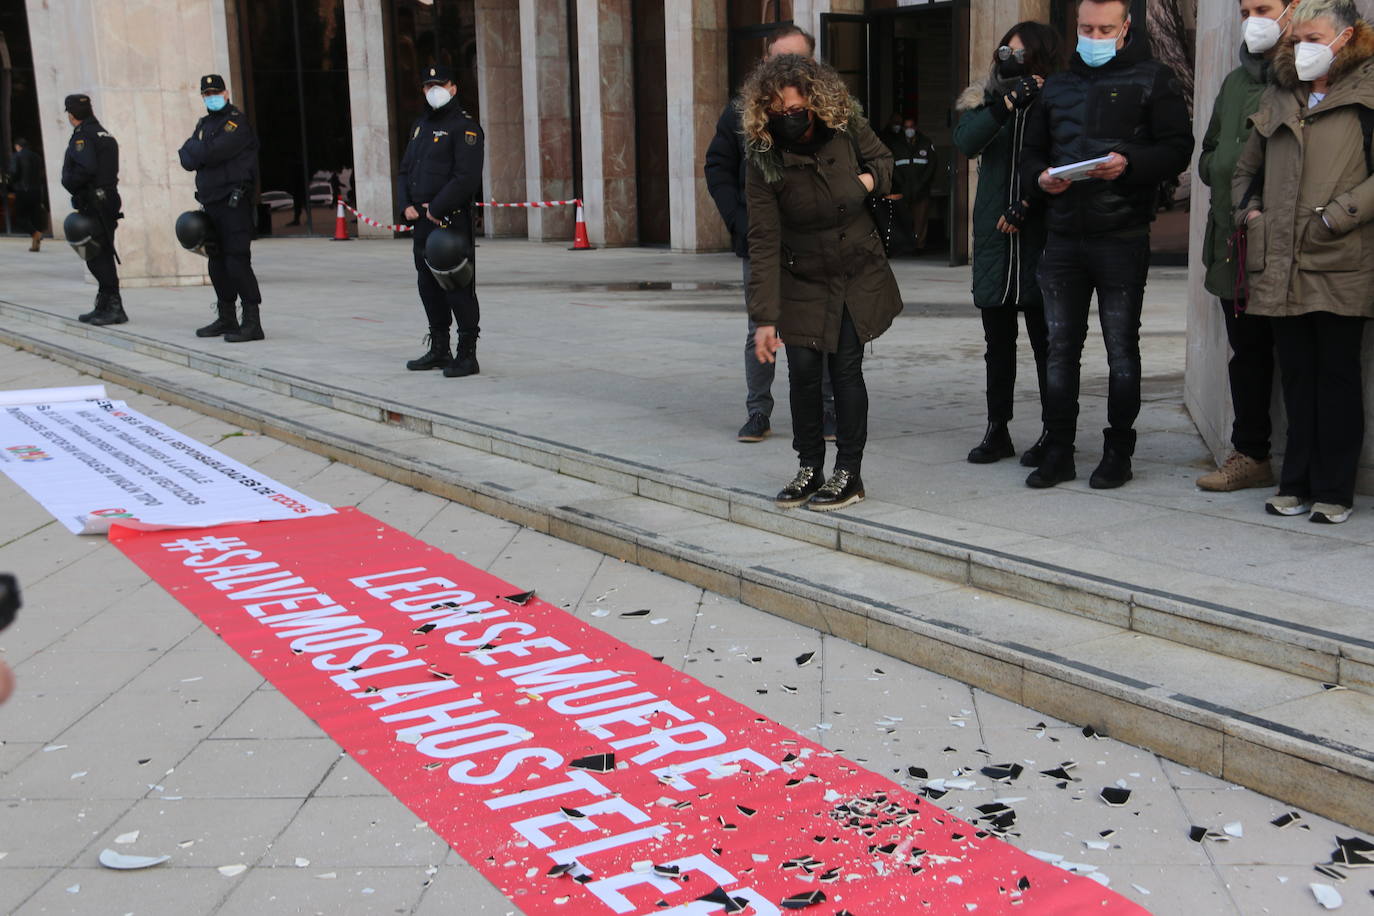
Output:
[29, 231, 42, 252]
[1196, 452, 1274, 492]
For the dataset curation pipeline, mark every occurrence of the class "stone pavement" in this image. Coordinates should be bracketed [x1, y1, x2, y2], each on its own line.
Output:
[2, 350, 1373, 915]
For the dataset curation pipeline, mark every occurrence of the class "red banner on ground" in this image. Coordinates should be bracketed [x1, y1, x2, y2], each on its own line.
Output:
[112, 508, 1143, 915]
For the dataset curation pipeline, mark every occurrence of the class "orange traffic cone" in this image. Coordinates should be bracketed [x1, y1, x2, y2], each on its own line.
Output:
[570, 200, 594, 251]
[332, 198, 349, 241]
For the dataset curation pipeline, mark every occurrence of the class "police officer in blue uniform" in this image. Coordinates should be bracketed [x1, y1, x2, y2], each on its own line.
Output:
[398, 65, 484, 377]
[178, 74, 264, 342]
[61, 93, 125, 325]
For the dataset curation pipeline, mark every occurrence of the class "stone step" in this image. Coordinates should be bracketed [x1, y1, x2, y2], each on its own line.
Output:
[3, 297, 1370, 703]
[2, 309, 1372, 833]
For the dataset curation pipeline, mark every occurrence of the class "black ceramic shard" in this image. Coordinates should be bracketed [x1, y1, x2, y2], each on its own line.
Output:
[501, 590, 536, 605]
[570, 753, 615, 772]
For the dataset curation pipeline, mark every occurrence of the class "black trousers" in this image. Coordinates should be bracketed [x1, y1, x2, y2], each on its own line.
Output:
[1272, 311, 1366, 507]
[981, 305, 1049, 425]
[82, 205, 120, 295]
[786, 308, 867, 474]
[1038, 232, 1150, 450]
[1219, 299, 1275, 460]
[204, 199, 262, 305]
[14, 190, 44, 235]
[411, 218, 480, 337]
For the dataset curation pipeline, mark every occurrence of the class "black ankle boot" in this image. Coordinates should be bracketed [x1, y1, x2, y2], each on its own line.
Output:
[87, 292, 127, 326]
[968, 421, 1015, 464]
[197, 301, 239, 338]
[406, 330, 450, 370]
[1020, 430, 1050, 468]
[1090, 429, 1135, 489]
[225, 302, 264, 342]
[78, 292, 103, 323]
[444, 334, 480, 378]
[1026, 444, 1076, 489]
[807, 468, 865, 511]
[776, 465, 825, 508]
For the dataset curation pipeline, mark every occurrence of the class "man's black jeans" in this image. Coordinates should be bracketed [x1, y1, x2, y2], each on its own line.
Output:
[1038, 232, 1150, 451]
[785, 308, 867, 474]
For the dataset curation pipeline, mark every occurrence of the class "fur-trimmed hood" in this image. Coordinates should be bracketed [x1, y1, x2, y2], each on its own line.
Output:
[1273, 19, 1374, 90]
[958, 80, 989, 113]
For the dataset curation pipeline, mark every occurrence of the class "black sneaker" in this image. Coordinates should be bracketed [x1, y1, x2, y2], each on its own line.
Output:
[822, 409, 837, 442]
[738, 412, 771, 442]
[806, 469, 864, 511]
[775, 465, 824, 508]
[1026, 446, 1076, 489]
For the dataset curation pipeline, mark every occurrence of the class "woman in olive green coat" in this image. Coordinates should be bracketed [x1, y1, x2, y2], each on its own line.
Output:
[1194, 0, 1291, 494]
[743, 54, 902, 512]
[953, 21, 1061, 469]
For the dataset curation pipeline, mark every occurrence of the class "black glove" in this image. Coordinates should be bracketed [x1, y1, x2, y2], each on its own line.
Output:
[1002, 199, 1029, 230]
[1003, 77, 1041, 111]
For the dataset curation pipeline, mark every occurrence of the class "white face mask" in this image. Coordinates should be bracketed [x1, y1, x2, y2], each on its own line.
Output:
[904, 127, 916, 138]
[1295, 32, 1346, 82]
[425, 85, 452, 109]
[1242, 8, 1289, 55]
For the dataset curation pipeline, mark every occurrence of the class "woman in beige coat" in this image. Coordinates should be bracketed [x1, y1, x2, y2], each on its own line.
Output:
[1234, 0, 1374, 523]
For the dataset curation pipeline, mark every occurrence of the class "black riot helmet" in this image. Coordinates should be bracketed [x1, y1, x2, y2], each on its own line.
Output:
[63, 212, 102, 262]
[175, 209, 219, 257]
[424, 222, 475, 291]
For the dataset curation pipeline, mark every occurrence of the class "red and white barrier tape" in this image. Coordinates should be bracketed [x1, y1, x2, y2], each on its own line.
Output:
[336, 197, 581, 233]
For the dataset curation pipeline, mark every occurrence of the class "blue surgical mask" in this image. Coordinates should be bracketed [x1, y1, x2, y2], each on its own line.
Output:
[1077, 34, 1120, 68]
[204, 94, 227, 113]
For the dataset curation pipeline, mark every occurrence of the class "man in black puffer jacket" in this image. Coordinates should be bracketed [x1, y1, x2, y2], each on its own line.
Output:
[1020, 0, 1192, 490]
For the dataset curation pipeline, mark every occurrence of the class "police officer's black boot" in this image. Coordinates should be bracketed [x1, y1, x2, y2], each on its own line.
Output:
[196, 301, 240, 338]
[78, 291, 104, 323]
[224, 302, 264, 342]
[406, 330, 450, 371]
[444, 334, 480, 378]
[87, 291, 127, 326]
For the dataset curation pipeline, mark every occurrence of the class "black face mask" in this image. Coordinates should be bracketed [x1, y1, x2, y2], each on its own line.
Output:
[997, 57, 1029, 79]
[768, 110, 813, 145]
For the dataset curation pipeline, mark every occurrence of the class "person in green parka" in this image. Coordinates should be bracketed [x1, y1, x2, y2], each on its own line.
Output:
[1195, 0, 1294, 493]
[954, 22, 1064, 467]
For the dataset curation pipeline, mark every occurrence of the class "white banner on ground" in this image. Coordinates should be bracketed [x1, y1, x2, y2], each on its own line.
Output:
[0, 384, 108, 407]
[0, 398, 334, 534]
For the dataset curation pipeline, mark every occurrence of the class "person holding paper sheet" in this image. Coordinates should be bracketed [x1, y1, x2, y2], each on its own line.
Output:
[1019, 0, 1193, 490]
[1232, 0, 1374, 524]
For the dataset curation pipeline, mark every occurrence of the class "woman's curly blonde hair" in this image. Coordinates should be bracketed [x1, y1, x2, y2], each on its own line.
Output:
[738, 54, 858, 153]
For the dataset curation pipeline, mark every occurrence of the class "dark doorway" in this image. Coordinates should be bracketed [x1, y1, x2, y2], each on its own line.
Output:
[384, 0, 478, 231]
[235, 0, 355, 237]
[824, 1, 970, 265]
[726, 0, 795, 92]
[0, 3, 48, 236]
[633, 0, 669, 245]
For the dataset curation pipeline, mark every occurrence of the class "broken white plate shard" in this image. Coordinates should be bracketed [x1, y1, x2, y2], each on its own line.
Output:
[99, 848, 170, 870]
[1083, 840, 1111, 851]
[66, 885, 80, 894]
[1310, 883, 1342, 909]
[590, 609, 610, 618]
[217, 864, 248, 877]
[115, 831, 140, 845]
[70, 771, 88, 780]
[295, 857, 310, 868]
[1223, 822, 1243, 838]
[316, 872, 338, 880]
[1086, 872, 1111, 887]
[43, 745, 67, 752]
[1131, 884, 1151, 895]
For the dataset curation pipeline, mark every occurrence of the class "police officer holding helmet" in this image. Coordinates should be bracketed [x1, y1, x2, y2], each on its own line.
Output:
[398, 65, 484, 378]
[178, 74, 264, 342]
[61, 93, 125, 325]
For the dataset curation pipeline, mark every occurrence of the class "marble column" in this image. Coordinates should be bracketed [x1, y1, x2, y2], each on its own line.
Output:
[342, 0, 393, 239]
[519, 0, 575, 240]
[575, 0, 638, 247]
[664, 0, 730, 252]
[475, 0, 528, 238]
[26, 0, 232, 286]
